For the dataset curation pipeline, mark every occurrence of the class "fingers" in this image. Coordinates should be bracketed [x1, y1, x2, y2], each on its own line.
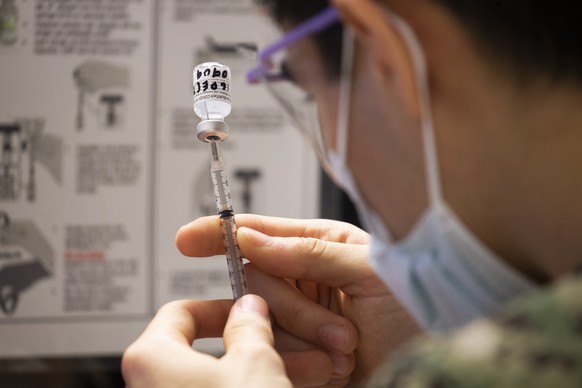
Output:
[274, 324, 356, 384]
[224, 295, 352, 387]
[139, 299, 232, 345]
[222, 295, 289, 380]
[176, 214, 369, 258]
[246, 264, 358, 355]
[240, 227, 379, 293]
[122, 300, 231, 386]
[281, 350, 332, 387]
[281, 350, 354, 387]
[224, 294, 274, 350]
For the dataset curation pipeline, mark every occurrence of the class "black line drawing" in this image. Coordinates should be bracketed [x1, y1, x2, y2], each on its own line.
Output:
[234, 168, 262, 213]
[0, 211, 54, 316]
[0, 119, 63, 202]
[192, 165, 264, 218]
[100, 94, 125, 128]
[0, 122, 20, 200]
[192, 165, 216, 218]
[73, 60, 129, 131]
[195, 36, 256, 76]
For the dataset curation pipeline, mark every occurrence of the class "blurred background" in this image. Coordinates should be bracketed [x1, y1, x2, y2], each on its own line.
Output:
[0, 0, 356, 386]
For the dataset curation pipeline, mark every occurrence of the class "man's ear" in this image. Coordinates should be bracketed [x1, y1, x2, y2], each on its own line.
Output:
[333, 0, 421, 117]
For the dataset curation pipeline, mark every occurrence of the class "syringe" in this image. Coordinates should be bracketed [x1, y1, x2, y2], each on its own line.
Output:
[193, 62, 248, 300]
[208, 140, 248, 300]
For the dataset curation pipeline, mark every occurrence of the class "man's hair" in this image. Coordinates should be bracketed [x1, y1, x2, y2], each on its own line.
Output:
[257, 0, 343, 78]
[437, 0, 582, 86]
[258, 0, 582, 86]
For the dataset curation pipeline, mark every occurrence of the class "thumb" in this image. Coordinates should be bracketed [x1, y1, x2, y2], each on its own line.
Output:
[224, 294, 274, 351]
[223, 295, 288, 377]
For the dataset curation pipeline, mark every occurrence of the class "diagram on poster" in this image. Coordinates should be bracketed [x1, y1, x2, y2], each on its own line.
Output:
[0, 119, 63, 202]
[0, 211, 54, 316]
[191, 164, 263, 219]
[0, 0, 319, 358]
[73, 60, 130, 131]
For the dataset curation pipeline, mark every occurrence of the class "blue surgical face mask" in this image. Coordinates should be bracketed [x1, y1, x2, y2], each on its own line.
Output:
[328, 13, 536, 331]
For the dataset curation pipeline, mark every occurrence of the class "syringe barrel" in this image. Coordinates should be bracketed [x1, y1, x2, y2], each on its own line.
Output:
[220, 215, 248, 300]
[211, 161, 234, 213]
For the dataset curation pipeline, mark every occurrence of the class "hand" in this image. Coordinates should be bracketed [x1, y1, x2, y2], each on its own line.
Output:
[176, 215, 421, 386]
[122, 295, 292, 387]
[177, 214, 361, 387]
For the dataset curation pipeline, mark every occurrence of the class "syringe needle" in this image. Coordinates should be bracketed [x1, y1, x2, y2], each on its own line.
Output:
[210, 140, 220, 161]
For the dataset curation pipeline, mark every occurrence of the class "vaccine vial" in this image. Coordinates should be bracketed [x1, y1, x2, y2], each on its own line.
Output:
[193, 62, 232, 142]
[193, 62, 232, 121]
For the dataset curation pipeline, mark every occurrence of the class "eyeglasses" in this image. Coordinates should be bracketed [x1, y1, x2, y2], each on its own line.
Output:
[246, 6, 341, 84]
[245, 6, 345, 174]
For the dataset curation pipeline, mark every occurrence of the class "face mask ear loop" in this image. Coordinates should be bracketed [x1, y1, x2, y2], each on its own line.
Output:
[335, 27, 355, 167]
[389, 14, 444, 206]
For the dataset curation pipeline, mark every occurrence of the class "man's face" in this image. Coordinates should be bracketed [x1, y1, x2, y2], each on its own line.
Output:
[285, 32, 429, 239]
[282, 35, 341, 152]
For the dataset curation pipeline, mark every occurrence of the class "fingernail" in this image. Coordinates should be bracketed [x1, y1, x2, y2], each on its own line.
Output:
[177, 222, 194, 236]
[329, 353, 350, 375]
[235, 295, 268, 318]
[240, 227, 272, 247]
[318, 324, 350, 353]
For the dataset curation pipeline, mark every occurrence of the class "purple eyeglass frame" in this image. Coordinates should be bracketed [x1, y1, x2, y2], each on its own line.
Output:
[246, 6, 340, 84]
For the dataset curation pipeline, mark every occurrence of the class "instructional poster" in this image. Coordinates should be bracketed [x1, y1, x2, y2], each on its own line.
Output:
[0, 0, 319, 357]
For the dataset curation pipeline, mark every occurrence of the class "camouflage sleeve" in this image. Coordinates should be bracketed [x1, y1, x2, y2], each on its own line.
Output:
[367, 274, 582, 388]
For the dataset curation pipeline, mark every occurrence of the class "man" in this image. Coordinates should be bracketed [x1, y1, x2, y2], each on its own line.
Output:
[122, 0, 582, 386]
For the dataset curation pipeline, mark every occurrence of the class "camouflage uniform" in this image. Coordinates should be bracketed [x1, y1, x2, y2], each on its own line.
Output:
[369, 272, 582, 388]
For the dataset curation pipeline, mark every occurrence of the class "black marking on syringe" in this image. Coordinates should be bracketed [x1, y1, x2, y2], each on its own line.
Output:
[219, 210, 234, 219]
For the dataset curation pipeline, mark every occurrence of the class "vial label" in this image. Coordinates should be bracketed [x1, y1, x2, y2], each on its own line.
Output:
[193, 63, 232, 120]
